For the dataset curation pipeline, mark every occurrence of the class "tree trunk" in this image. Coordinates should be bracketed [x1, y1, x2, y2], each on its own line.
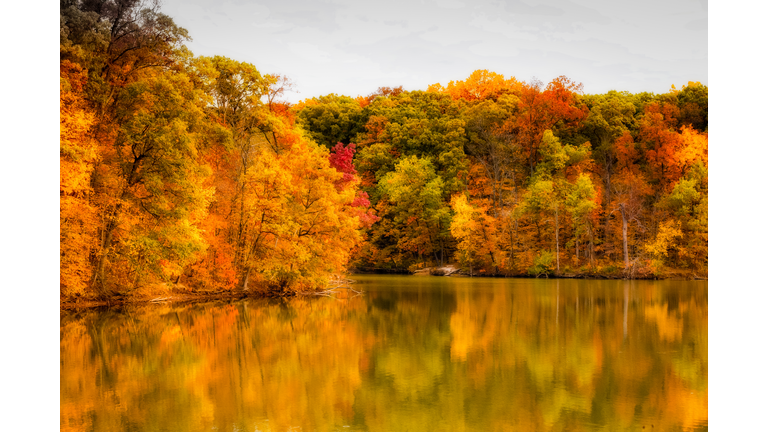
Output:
[588, 224, 595, 269]
[603, 162, 612, 255]
[91, 209, 120, 296]
[92, 224, 114, 295]
[508, 218, 516, 270]
[440, 239, 444, 267]
[535, 220, 542, 245]
[242, 267, 252, 291]
[620, 203, 629, 269]
[424, 221, 440, 265]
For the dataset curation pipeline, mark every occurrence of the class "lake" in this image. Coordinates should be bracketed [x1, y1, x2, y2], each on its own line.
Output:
[61, 275, 708, 431]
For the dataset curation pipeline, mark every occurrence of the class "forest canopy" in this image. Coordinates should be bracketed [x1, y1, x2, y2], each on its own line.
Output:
[60, 0, 707, 299]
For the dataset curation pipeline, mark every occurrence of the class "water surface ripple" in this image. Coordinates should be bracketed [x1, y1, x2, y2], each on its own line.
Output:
[61, 276, 708, 431]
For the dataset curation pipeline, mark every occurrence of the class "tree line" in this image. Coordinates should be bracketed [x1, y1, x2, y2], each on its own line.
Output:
[296, 71, 707, 279]
[60, 0, 707, 298]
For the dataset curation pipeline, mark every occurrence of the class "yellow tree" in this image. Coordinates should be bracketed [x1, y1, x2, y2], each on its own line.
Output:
[664, 127, 708, 271]
[182, 55, 274, 289]
[89, 69, 215, 293]
[518, 131, 596, 272]
[450, 194, 500, 274]
[379, 156, 452, 266]
[565, 173, 598, 268]
[644, 220, 684, 275]
[238, 135, 362, 292]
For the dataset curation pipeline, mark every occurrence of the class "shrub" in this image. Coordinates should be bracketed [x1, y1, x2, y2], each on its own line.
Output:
[649, 259, 665, 278]
[528, 251, 555, 277]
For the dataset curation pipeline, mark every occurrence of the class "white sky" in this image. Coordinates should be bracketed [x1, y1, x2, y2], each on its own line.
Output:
[161, 0, 708, 104]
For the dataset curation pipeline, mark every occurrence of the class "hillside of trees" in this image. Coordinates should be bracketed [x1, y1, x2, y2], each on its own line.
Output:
[60, 0, 708, 300]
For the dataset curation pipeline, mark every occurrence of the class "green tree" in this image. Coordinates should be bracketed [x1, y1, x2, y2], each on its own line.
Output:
[519, 131, 595, 271]
[379, 156, 452, 266]
[565, 173, 598, 267]
[664, 161, 708, 270]
[360, 91, 469, 194]
[295, 94, 365, 148]
[674, 82, 708, 132]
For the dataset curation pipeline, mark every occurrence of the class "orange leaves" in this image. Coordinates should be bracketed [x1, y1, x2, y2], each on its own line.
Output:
[60, 61, 100, 296]
[505, 76, 588, 173]
[186, 213, 238, 290]
[428, 69, 522, 102]
[357, 115, 388, 146]
[236, 134, 363, 290]
[614, 131, 638, 172]
[639, 103, 707, 193]
[640, 102, 685, 189]
[676, 126, 708, 172]
[355, 95, 370, 108]
[60, 64, 98, 197]
[541, 76, 588, 130]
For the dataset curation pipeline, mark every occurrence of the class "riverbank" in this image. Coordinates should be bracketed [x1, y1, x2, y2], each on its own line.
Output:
[60, 290, 250, 310]
[354, 264, 707, 281]
[60, 279, 363, 310]
[61, 268, 705, 310]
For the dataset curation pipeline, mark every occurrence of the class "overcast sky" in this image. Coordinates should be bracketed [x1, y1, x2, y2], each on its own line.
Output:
[162, 0, 706, 103]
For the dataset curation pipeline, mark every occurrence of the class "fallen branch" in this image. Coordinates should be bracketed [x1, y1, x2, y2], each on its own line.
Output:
[331, 286, 363, 294]
[310, 287, 363, 296]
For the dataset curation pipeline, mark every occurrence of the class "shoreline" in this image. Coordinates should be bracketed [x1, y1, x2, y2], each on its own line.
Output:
[60, 291, 251, 311]
[354, 266, 708, 281]
[60, 271, 706, 311]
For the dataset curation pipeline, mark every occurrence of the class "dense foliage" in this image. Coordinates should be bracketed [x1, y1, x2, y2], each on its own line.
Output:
[61, 1, 707, 298]
[296, 71, 707, 278]
[60, 0, 368, 297]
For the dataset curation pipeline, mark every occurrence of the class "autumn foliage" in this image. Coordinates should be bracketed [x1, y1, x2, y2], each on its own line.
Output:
[301, 72, 707, 278]
[60, 0, 369, 298]
[61, 1, 707, 299]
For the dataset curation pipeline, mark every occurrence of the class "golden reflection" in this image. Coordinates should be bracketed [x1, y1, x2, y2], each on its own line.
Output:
[61, 279, 707, 431]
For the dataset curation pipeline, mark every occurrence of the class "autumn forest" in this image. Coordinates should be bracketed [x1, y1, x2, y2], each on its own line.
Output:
[60, 0, 708, 301]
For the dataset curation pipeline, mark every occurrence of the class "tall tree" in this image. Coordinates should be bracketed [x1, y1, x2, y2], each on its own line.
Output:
[89, 69, 215, 293]
[236, 138, 362, 291]
[450, 194, 500, 274]
[379, 156, 452, 266]
[580, 91, 637, 249]
[610, 132, 652, 272]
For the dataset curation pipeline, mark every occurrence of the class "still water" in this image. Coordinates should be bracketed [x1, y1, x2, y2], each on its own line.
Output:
[61, 276, 708, 431]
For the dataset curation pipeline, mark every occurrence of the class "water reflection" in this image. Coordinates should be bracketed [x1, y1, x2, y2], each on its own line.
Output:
[61, 277, 707, 431]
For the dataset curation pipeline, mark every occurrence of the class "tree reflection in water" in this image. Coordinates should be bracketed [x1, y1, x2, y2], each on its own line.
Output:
[61, 277, 707, 431]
